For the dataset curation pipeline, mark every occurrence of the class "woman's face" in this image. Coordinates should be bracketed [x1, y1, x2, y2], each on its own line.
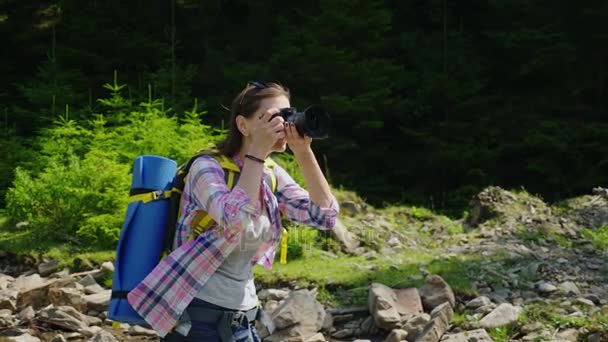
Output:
[250, 95, 291, 153]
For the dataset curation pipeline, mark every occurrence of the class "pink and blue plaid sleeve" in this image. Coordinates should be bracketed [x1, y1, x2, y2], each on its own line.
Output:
[188, 156, 261, 234]
[273, 163, 339, 230]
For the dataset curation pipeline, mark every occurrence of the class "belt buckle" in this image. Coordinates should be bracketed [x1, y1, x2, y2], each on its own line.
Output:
[229, 311, 245, 328]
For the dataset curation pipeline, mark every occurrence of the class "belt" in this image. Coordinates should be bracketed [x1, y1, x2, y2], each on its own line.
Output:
[186, 304, 259, 342]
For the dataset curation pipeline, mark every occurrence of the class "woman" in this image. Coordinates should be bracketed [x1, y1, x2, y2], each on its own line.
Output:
[127, 82, 339, 341]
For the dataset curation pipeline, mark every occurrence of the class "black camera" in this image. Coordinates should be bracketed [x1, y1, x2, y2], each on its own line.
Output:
[274, 106, 330, 139]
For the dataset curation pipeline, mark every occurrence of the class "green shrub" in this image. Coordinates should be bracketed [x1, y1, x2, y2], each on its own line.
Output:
[5, 77, 224, 249]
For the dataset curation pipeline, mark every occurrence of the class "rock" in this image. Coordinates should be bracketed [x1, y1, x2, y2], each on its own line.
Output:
[587, 333, 602, 342]
[538, 282, 558, 294]
[258, 289, 290, 302]
[50, 335, 68, 342]
[81, 326, 103, 338]
[368, 283, 401, 331]
[465, 296, 492, 309]
[88, 331, 118, 342]
[12, 274, 44, 290]
[402, 314, 430, 342]
[479, 303, 522, 329]
[440, 329, 493, 341]
[304, 332, 327, 342]
[331, 329, 355, 339]
[37, 306, 89, 332]
[38, 260, 60, 277]
[100, 262, 114, 274]
[555, 328, 579, 341]
[329, 219, 361, 255]
[419, 275, 455, 311]
[264, 300, 280, 315]
[413, 302, 453, 342]
[1, 334, 40, 342]
[385, 329, 408, 342]
[84, 290, 111, 312]
[49, 287, 86, 312]
[128, 325, 157, 336]
[0, 290, 18, 312]
[268, 290, 326, 341]
[359, 316, 374, 335]
[321, 311, 333, 331]
[16, 283, 52, 310]
[0, 274, 15, 290]
[394, 288, 423, 316]
[558, 282, 581, 296]
[84, 284, 106, 295]
[78, 275, 99, 288]
[574, 298, 595, 307]
[17, 306, 35, 322]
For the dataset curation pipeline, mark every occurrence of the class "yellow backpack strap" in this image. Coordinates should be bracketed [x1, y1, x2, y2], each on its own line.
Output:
[264, 158, 278, 193]
[280, 228, 288, 265]
[128, 190, 172, 204]
[188, 156, 240, 241]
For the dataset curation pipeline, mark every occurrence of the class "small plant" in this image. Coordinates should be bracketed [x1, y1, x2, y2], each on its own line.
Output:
[410, 206, 433, 220]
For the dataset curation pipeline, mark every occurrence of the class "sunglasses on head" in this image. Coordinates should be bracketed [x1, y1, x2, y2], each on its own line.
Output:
[239, 81, 270, 106]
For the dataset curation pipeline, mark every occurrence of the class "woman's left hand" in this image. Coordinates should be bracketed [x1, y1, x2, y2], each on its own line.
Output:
[285, 122, 312, 153]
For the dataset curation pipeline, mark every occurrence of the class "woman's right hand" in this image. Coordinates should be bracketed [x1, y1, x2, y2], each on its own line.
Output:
[248, 108, 285, 158]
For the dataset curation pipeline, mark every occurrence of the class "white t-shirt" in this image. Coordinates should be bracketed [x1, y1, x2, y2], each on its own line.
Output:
[195, 210, 272, 310]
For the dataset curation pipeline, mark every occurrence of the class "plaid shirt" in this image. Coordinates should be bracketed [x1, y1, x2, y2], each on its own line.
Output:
[127, 154, 339, 337]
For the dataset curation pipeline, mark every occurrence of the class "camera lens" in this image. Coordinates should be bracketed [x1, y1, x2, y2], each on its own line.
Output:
[302, 106, 329, 139]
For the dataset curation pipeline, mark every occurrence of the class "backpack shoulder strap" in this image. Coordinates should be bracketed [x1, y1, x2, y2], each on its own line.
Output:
[264, 158, 278, 193]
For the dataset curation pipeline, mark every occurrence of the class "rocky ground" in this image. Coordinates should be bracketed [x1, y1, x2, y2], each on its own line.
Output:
[0, 186, 607, 341]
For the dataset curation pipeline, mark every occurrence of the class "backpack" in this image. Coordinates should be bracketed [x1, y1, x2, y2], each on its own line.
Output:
[108, 150, 287, 326]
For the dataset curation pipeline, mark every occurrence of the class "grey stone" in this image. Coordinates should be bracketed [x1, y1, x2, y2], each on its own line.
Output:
[419, 275, 455, 311]
[37, 306, 89, 332]
[84, 290, 111, 312]
[17, 306, 35, 322]
[479, 303, 522, 329]
[413, 302, 452, 342]
[49, 287, 86, 312]
[465, 296, 492, 309]
[555, 328, 579, 342]
[304, 332, 327, 342]
[558, 282, 581, 296]
[88, 330, 118, 342]
[268, 290, 326, 342]
[329, 219, 361, 255]
[331, 328, 355, 339]
[402, 314, 430, 342]
[128, 325, 157, 336]
[258, 289, 290, 302]
[100, 262, 115, 274]
[538, 282, 558, 294]
[50, 335, 68, 342]
[368, 283, 401, 331]
[574, 298, 595, 307]
[38, 260, 60, 277]
[440, 329, 494, 342]
[78, 275, 98, 288]
[385, 329, 408, 342]
[84, 284, 106, 295]
[2, 333, 40, 342]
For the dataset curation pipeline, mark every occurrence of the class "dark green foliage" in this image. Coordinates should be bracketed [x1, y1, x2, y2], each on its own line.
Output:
[1, 0, 608, 215]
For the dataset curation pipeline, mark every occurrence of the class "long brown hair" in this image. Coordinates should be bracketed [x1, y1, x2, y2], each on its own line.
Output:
[216, 82, 290, 157]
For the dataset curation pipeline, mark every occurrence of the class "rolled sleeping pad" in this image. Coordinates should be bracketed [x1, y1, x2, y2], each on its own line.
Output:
[108, 155, 177, 326]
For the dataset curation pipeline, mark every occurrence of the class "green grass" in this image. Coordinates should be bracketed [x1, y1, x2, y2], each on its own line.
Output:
[255, 246, 487, 306]
[520, 302, 608, 332]
[581, 226, 608, 252]
[0, 223, 115, 270]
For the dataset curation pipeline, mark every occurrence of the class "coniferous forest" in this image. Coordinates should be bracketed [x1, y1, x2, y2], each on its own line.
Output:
[2, 0, 608, 217]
